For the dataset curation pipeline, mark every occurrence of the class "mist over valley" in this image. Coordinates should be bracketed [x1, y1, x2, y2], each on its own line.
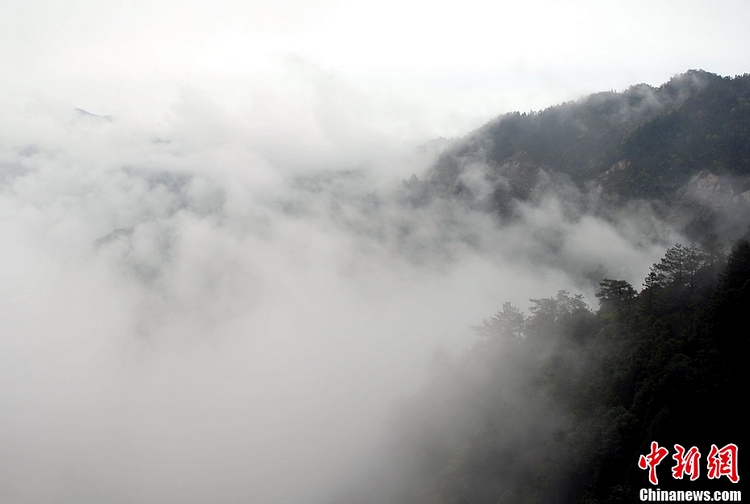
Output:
[1, 47, 748, 504]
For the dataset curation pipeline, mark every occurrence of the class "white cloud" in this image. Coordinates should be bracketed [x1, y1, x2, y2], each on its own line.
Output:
[0, 1, 742, 500]
[0, 95, 682, 502]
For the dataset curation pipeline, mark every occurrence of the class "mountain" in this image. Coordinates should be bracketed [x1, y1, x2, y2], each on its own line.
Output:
[330, 70, 749, 504]
[338, 237, 747, 504]
[409, 70, 750, 240]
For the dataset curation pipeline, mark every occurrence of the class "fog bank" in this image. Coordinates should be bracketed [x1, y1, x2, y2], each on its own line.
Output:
[0, 87, 681, 504]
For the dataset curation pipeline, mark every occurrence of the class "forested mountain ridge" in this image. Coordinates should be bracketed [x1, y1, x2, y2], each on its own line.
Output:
[338, 237, 747, 504]
[328, 71, 750, 504]
[411, 70, 750, 240]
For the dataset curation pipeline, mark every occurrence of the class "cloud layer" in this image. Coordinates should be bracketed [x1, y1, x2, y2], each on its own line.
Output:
[0, 85, 687, 504]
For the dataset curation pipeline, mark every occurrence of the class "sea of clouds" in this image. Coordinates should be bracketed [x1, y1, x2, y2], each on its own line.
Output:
[0, 72, 681, 504]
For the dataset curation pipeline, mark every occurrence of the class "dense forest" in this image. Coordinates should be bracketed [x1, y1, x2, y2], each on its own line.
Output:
[406, 70, 750, 241]
[332, 71, 750, 504]
[338, 236, 746, 503]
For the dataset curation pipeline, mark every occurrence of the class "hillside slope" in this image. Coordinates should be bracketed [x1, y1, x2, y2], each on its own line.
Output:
[413, 70, 750, 239]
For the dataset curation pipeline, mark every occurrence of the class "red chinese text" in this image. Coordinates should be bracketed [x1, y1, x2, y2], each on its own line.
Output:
[672, 444, 701, 481]
[639, 441, 670, 485]
[707, 443, 739, 483]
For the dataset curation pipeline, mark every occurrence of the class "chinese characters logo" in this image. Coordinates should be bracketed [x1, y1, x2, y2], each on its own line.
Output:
[638, 442, 739, 485]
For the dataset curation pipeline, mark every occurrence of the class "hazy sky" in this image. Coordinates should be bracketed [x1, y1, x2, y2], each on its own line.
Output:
[3, 0, 750, 138]
[0, 2, 746, 503]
